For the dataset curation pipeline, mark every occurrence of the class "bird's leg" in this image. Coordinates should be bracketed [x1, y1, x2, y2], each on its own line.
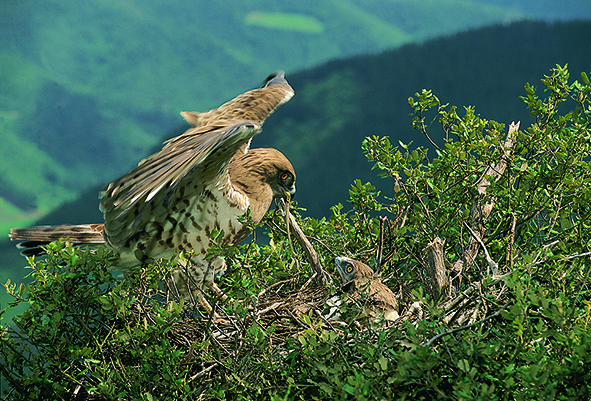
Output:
[195, 284, 224, 320]
[196, 256, 230, 319]
[172, 258, 218, 316]
[205, 256, 228, 303]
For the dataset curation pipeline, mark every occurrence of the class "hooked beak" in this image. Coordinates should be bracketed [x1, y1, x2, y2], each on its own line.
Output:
[283, 186, 296, 202]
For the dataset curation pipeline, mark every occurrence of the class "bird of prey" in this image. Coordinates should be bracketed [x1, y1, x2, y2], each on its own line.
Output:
[334, 256, 399, 321]
[10, 72, 296, 309]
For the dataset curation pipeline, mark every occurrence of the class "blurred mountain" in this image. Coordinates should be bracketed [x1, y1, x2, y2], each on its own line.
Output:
[260, 20, 591, 217]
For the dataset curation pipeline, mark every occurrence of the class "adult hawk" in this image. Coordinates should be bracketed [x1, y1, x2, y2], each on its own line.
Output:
[334, 256, 399, 321]
[10, 72, 296, 306]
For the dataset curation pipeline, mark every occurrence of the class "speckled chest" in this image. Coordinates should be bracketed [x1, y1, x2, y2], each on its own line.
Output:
[118, 182, 250, 268]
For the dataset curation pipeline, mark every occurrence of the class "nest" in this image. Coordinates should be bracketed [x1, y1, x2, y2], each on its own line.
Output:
[167, 285, 332, 349]
[118, 261, 513, 401]
[128, 272, 508, 368]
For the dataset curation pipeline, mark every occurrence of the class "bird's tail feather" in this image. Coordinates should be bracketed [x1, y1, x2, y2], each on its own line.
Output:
[10, 224, 105, 256]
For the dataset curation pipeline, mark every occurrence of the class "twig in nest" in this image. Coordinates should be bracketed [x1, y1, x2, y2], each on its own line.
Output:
[314, 308, 339, 332]
[300, 272, 317, 292]
[444, 283, 478, 314]
[286, 308, 310, 330]
[258, 278, 297, 297]
[470, 298, 482, 325]
[507, 212, 516, 269]
[190, 362, 218, 381]
[256, 302, 284, 316]
[375, 216, 388, 274]
[423, 302, 511, 347]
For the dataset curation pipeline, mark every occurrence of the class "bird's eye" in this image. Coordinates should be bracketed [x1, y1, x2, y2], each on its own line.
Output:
[346, 265, 353, 273]
[280, 172, 289, 180]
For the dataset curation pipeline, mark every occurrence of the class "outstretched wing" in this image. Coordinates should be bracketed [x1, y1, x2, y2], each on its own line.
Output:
[99, 71, 294, 250]
[99, 120, 260, 249]
[180, 71, 294, 127]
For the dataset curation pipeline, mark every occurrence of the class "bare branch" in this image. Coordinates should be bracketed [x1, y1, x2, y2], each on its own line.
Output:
[374, 216, 388, 274]
[463, 222, 498, 275]
[452, 122, 520, 275]
[281, 200, 330, 286]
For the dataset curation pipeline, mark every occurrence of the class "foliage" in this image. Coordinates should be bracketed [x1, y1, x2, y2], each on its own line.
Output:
[2, 66, 591, 400]
[362, 64, 591, 282]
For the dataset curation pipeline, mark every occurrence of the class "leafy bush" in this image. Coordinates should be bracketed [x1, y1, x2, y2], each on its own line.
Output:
[2, 65, 591, 400]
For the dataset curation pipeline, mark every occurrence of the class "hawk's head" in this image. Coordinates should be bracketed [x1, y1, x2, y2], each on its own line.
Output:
[268, 159, 296, 202]
[334, 256, 374, 284]
[229, 147, 296, 222]
[257, 148, 296, 201]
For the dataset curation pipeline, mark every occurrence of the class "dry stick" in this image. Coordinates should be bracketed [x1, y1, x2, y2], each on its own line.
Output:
[463, 222, 499, 275]
[314, 309, 339, 332]
[452, 121, 520, 275]
[190, 362, 219, 381]
[256, 301, 285, 316]
[375, 216, 388, 274]
[444, 282, 479, 314]
[442, 272, 511, 327]
[283, 195, 295, 255]
[286, 308, 310, 330]
[300, 272, 318, 292]
[531, 250, 591, 266]
[280, 199, 329, 286]
[507, 212, 517, 270]
[267, 212, 336, 256]
[258, 277, 297, 297]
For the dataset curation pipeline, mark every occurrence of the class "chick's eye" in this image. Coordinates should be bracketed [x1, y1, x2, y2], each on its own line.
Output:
[281, 173, 289, 180]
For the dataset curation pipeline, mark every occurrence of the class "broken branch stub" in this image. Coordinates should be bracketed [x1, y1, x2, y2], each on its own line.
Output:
[426, 236, 449, 300]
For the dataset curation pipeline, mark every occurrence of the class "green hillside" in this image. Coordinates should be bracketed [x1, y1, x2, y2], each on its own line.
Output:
[0, 0, 579, 236]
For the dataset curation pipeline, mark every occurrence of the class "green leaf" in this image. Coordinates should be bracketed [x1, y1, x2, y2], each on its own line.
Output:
[378, 355, 388, 371]
[98, 296, 113, 311]
[343, 383, 357, 396]
[457, 359, 470, 372]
